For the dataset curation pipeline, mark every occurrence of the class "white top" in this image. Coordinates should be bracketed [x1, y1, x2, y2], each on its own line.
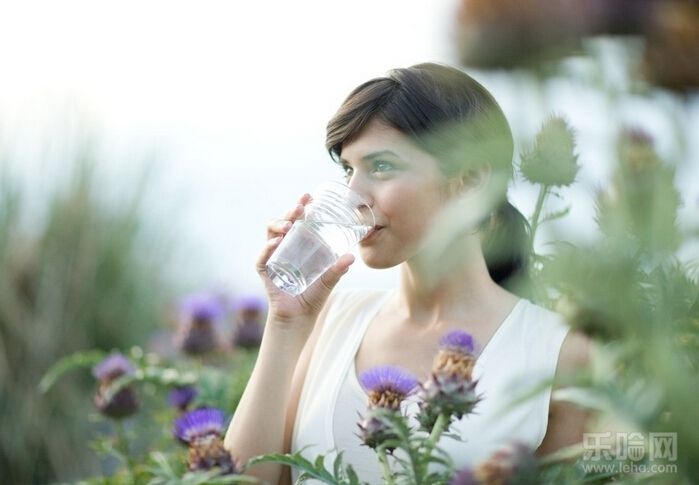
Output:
[292, 288, 570, 484]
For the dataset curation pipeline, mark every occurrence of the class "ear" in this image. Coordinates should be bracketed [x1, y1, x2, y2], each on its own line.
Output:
[440, 166, 492, 201]
[459, 165, 492, 193]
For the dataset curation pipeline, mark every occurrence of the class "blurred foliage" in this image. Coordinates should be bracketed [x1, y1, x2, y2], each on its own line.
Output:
[453, 1, 699, 482]
[0, 150, 177, 483]
[41, 346, 259, 485]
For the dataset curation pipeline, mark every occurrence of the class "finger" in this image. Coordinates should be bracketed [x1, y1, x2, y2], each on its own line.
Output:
[266, 219, 294, 237]
[256, 236, 283, 274]
[317, 253, 355, 291]
[268, 196, 310, 239]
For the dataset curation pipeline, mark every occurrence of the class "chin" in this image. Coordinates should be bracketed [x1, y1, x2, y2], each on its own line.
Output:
[359, 250, 403, 270]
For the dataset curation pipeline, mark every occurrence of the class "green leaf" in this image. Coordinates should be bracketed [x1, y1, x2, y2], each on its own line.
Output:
[250, 451, 338, 483]
[332, 451, 343, 479]
[38, 349, 106, 393]
[541, 205, 571, 224]
[345, 465, 360, 485]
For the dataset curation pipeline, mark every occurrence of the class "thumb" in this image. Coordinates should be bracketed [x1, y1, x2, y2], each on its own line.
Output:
[299, 254, 355, 315]
[318, 253, 355, 290]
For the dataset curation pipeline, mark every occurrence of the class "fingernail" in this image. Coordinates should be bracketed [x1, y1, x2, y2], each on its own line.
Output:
[283, 221, 293, 229]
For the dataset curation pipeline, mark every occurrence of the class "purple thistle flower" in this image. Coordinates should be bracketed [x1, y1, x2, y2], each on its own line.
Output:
[417, 373, 481, 432]
[232, 320, 263, 349]
[359, 365, 418, 410]
[433, 330, 477, 380]
[439, 330, 475, 354]
[176, 293, 225, 355]
[92, 353, 139, 419]
[179, 293, 226, 321]
[186, 434, 239, 475]
[92, 353, 135, 383]
[173, 407, 227, 444]
[168, 385, 198, 411]
[174, 407, 239, 475]
[449, 467, 479, 485]
[474, 442, 538, 484]
[94, 385, 140, 419]
[231, 295, 267, 315]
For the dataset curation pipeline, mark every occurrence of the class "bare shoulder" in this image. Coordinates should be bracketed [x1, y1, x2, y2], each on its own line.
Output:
[536, 330, 594, 455]
[556, 330, 593, 376]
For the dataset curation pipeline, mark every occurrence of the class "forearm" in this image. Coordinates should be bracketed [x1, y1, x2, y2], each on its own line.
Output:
[224, 317, 312, 483]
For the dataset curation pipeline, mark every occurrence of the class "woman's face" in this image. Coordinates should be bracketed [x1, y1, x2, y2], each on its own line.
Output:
[338, 119, 457, 269]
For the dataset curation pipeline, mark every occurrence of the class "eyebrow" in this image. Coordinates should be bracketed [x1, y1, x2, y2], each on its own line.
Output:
[340, 150, 401, 165]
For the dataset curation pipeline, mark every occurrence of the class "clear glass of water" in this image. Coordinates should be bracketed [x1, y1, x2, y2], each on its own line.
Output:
[266, 181, 375, 296]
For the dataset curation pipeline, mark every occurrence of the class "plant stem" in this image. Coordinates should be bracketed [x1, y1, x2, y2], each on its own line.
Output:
[115, 420, 136, 482]
[377, 448, 396, 485]
[416, 413, 448, 482]
[423, 414, 447, 458]
[530, 184, 550, 249]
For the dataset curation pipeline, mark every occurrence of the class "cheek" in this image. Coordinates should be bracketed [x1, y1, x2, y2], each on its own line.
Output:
[382, 185, 443, 237]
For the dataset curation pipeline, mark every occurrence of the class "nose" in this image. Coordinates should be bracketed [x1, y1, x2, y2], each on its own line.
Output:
[347, 176, 374, 209]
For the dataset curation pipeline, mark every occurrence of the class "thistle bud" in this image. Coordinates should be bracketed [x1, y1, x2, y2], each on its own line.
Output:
[474, 442, 538, 484]
[520, 116, 579, 187]
[168, 385, 198, 412]
[417, 331, 481, 431]
[173, 407, 239, 475]
[356, 366, 417, 450]
[175, 293, 226, 355]
[92, 353, 140, 419]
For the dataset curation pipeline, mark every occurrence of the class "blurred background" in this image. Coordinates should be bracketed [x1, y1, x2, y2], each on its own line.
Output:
[2, 0, 699, 483]
[3, 0, 696, 295]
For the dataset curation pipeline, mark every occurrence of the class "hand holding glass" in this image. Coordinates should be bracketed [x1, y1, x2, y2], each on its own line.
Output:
[266, 181, 375, 296]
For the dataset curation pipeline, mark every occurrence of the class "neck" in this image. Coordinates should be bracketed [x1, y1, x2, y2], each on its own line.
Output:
[395, 235, 510, 325]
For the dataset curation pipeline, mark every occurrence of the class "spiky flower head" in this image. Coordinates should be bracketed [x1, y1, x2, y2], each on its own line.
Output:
[173, 407, 238, 475]
[520, 116, 579, 187]
[173, 407, 227, 444]
[357, 406, 403, 451]
[168, 385, 198, 411]
[186, 434, 239, 475]
[474, 442, 538, 484]
[94, 385, 140, 419]
[92, 352, 140, 419]
[449, 467, 479, 485]
[417, 373, 481, 431]
[359, 365, 418, 410]
[176, 293, 226, 355]
[179, 293, 226, 321]
[417, 330, 480, 431]
[92, 352, 135, 383]
[596, 127, 680, 252]
[232, 320, 263, 349]
[433, 330, 477, 380]
[232, 294, 267, 319]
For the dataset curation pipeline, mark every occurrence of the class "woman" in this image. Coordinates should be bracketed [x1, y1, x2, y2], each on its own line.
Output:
[224, 63, 590, 484]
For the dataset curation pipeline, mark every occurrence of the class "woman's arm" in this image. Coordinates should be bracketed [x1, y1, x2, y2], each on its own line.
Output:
[536, 331, 593, 456]
[223, 315, 313, 483]
[225, 192, 354, 483]
[224, 297, 332, 485]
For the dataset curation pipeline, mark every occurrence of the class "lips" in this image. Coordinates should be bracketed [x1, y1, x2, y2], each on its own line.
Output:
[362, 225, 384, 242]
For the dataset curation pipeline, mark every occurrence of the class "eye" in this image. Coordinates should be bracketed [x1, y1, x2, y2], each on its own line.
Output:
[372, 160, 394, 173]
[340, 163, 353, 179]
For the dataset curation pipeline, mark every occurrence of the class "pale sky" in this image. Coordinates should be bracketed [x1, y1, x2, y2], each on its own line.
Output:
[1, 1, 697, 296]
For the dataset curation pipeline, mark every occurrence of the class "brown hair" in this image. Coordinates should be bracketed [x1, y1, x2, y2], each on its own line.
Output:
[326, 63, 531, 291]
